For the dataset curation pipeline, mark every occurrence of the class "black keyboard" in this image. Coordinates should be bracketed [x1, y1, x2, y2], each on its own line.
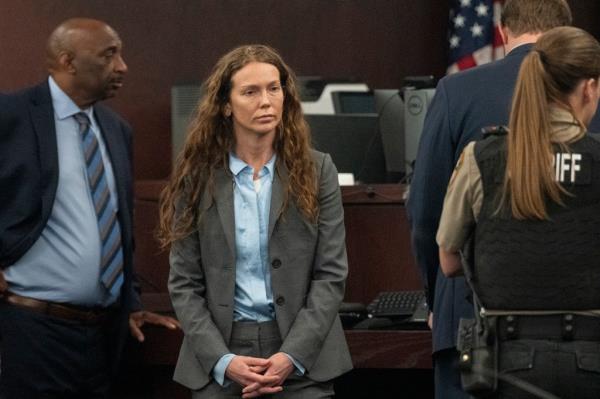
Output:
[367, 290, 426, 318]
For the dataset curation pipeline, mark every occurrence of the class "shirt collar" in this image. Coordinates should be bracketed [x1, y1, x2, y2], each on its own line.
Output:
[229, 152, 276, 178]
[549, 106, 586, 143]
[506, 42, 533, 57]
[48, 76, 94, 121]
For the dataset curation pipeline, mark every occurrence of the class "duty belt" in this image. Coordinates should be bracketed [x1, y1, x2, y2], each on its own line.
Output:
[480, 309, 600, 341]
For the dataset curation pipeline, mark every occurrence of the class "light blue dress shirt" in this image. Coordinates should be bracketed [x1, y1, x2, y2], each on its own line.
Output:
[231, 152, 275, 322]
[212, 153, 304, 386]
[4, 76, 120, 307]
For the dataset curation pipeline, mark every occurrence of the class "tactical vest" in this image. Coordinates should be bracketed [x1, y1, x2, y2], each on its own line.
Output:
[472, 133, 600, 311]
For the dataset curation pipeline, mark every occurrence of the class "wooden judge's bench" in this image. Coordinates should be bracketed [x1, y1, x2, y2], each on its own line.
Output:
[117, 182, 433, 398]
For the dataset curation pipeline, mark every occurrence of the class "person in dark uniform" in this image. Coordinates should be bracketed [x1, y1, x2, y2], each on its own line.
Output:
[406, 1, 572, 397]
[437, 26, 600, 398]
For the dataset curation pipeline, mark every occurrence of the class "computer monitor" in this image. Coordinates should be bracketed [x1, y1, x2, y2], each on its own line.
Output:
[373, 89, 405, 177]
[404, 88, 436, 171]
[331, 91, 376, 114]
[306, 114, 387, 184]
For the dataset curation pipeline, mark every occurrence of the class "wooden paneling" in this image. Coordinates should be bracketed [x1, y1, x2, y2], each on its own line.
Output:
[346, 330, 432, 369]
[2, 1, 599, 181]
[342, 185, 421, 304]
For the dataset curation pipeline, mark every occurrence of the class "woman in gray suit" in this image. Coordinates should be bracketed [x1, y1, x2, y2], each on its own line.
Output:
[158, 45, 352, 398]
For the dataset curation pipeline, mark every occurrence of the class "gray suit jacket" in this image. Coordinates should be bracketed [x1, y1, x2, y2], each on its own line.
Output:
[168, 150, 353, 390]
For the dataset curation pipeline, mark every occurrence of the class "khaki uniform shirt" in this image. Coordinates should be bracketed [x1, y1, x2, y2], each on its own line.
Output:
[436, 108, 586, 252]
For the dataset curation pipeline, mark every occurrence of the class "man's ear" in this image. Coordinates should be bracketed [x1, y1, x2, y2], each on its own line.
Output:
[499, 25, 508, 46]
[58, 51, 76, 74]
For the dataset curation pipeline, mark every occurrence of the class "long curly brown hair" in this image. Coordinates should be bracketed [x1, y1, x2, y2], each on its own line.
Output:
[157, 44, 318, 248]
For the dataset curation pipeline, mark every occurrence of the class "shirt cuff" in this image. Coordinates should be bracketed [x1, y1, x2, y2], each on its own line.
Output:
[212, 353, 235, 387]
[283, 353, 306, 376]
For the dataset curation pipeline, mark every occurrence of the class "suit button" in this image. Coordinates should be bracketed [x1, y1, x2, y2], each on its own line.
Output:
[276, 296, 285, 306]
[271, 259, 282, 269]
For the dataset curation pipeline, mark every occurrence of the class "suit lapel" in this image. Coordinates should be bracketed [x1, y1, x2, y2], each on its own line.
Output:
[213, 159, 288, 253]
[30, 83, 59, 205]
[269, 163, 287, 239]
[214, 168, 236, 254]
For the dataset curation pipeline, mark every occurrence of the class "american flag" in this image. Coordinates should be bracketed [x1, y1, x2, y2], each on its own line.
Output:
[447, 0, 504, 74]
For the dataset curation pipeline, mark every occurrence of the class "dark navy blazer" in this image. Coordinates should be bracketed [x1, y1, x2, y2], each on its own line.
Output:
[407, 44, 534, 353]
[590, 104, 600, 133]
[0, 81, 141, 371]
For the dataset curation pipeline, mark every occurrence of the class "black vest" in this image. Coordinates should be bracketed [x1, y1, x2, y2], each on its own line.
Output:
[472, 133, 600, 310]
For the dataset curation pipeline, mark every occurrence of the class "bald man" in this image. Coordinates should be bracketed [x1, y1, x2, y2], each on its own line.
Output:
[0, 18, 178, 398]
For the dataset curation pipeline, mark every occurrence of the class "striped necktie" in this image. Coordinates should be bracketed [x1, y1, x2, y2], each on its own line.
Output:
[74, 112, 124, 296]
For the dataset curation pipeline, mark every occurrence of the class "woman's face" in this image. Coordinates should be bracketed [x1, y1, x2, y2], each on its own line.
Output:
[226, 61, 284, 141]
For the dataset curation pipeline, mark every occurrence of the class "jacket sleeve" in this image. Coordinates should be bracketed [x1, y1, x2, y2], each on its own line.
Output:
[279, 153, 348, 371]
[406, 80, 456, 310]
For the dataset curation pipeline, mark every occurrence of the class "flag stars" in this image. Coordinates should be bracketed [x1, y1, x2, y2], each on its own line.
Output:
[450, 35, 461, 48]
[448, 0, 503, 72]
[470, 22, 484, 37]
[454, 14, 466, 28]
[475, 2, 489, 17]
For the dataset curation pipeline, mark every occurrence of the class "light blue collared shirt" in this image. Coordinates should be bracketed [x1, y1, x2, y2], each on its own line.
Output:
[230, 152, 276, 322]
[4, 76, 120, 306]
[212, 153, 304, 385]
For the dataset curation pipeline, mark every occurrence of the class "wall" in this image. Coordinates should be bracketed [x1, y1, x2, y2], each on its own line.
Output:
[1, 0, 599, 179]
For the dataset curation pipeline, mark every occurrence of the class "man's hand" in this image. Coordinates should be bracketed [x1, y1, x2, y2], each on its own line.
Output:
[128, 311, 180, 342]
[242, 352, 293, 398]
[428, 312, 433, 330]
[225, 355, 282, 396]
